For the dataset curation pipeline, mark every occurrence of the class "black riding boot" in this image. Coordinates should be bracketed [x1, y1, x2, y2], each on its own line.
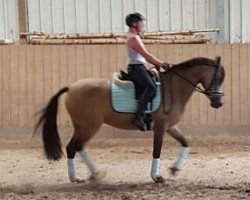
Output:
[133, 94, 147, 131]
[133, 114, 146, 131]
[144, 113, 153, 130]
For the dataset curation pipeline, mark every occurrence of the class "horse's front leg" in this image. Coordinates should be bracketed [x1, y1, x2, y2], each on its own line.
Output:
[167, 126, 189, 175]
[151, 122, 166, 183]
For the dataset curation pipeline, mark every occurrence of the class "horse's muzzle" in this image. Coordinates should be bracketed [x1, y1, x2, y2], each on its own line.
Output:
[211, 101, 223, 109]
[210, 95, 223, 109]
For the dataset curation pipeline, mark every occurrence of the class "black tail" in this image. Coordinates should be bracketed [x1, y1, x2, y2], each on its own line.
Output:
[35, 87, 69, 160]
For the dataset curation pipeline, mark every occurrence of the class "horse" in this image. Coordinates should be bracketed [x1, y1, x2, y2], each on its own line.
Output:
[35, 56, 225, 183]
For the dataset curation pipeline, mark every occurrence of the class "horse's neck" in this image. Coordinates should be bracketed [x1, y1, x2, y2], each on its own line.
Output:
[162, 65, 205, 113]
[180, 67, 202, 100]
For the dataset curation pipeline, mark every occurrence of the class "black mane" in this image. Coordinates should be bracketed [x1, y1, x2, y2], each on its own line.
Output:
[173, 57, 217, 69]
[169, 56, 225, 82]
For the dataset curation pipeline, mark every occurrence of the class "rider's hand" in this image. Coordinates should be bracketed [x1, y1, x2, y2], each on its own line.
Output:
[154, 62, 172, 71]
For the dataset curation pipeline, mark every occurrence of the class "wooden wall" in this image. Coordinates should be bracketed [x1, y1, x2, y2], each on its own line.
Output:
[0, 44, 249, 128]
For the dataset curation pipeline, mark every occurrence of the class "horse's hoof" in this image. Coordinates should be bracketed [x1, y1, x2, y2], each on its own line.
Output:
[169, 166, 180, 176]
[75, 178, 86, 183]
[153, 176, 166, 183]
[70, 177, 86, 183]
[88, 170, 107, 182]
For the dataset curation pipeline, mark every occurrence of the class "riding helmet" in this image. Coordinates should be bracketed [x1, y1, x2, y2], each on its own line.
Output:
[125, 12, 146, 27]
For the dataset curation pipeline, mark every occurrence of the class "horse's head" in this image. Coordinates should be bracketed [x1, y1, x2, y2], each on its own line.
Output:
[201, 56, 225, 109]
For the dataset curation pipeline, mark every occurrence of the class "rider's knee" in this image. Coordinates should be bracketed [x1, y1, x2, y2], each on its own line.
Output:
[147, 83, 157, 97]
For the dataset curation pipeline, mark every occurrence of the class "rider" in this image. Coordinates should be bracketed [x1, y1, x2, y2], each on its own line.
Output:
[125, 12, 169, 131]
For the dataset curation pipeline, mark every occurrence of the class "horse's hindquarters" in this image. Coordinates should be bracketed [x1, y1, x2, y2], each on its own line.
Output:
[65, 79, 110, 127]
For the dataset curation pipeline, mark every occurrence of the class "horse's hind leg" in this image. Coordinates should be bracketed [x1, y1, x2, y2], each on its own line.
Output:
[66, 133, 84, 183]
[66, 124, 106, 183]
[167, 126, 189, 175]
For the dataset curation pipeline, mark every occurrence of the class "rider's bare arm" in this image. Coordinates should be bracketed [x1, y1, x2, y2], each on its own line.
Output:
[127, 35, 162, 66]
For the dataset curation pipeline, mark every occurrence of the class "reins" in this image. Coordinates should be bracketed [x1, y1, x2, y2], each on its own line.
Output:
[159, 68, 210, 115]
[161, 57, 223, 97]
[168, 68, 210, 95]
[159, 57, 224, 114]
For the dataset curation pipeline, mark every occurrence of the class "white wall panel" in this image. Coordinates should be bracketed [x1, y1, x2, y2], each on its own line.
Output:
[87, 0, 99, 33]
[242, 0, 250, 43]
[27, 0, 219, 35]
[0, 0, 6, 38]
[207, 0, 217, 41]
[196, 0, 207, 29]
[40, 0, 53, 32]
[224, 0, 230, 42]
[182, 0, 194, 30]
[0, 0, 19, 40]
[111, 0, 123, 32]
[209, 0, 217, 28]
[75, 0, 88, 33]
[63, 0, 76, 33]
[159, 0, 171, 31]
[100, 0, 112, 33]
[230, 0, 241, 43]
[52, 0, 65, 33]
[147, 0, 159, 32]
[27, 0, 41, 32]
[170, 0, 182, 30]
[0, 0, 247, 42]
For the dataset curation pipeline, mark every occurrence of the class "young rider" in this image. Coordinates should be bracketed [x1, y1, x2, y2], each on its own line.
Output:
[126, 12, 168, 131]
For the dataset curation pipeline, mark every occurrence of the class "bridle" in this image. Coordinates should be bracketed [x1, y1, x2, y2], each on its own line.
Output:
[204, 60, 224, 98]
[163, 57, 224, 99]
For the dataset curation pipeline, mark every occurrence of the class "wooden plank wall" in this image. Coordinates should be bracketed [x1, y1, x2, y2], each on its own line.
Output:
[0, 44, 249, 128]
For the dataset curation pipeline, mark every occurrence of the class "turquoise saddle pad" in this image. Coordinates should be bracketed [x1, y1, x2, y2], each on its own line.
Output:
[111, 72, 161, 114]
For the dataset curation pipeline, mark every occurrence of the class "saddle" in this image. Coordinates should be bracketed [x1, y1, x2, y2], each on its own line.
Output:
[111, 70, 161, 114]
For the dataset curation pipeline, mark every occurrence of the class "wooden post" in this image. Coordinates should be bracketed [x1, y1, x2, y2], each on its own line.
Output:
[18, 0, 27, 43]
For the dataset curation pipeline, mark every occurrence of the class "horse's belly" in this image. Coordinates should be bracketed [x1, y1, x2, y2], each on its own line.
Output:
[104, 112, 136, 130]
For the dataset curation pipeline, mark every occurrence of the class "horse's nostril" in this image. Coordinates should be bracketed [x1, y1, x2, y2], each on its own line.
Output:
[211, 100, 223, 109]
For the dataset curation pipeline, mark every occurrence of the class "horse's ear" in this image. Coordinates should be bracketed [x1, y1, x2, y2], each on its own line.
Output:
[215, 56, 221, 65]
